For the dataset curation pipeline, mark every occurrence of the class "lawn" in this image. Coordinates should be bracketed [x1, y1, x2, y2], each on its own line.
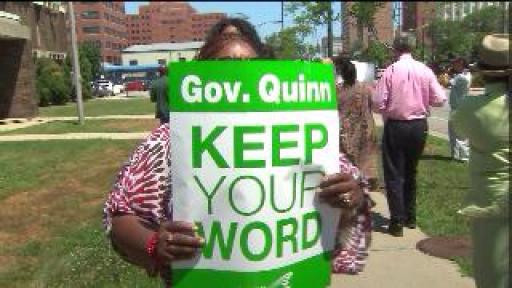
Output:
[416, 136, 472, 276]
[0, 134, 472, 287]
[0, 139, 159, 287]
[39, 98, 154, 117]
[0, 119, 159, 135]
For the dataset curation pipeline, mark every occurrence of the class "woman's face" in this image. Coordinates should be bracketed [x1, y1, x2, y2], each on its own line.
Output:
[212, 41, 257, 59]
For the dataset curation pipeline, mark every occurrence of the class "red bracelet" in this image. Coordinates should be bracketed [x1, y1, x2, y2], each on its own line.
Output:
[145, 231, 160, 261]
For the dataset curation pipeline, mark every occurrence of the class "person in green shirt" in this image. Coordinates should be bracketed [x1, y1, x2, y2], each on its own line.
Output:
[150, 66, 169, 124]
[451, 34, 510, 288]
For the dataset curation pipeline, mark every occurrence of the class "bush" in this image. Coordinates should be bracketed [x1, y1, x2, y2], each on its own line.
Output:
[35, 58, 71, 106]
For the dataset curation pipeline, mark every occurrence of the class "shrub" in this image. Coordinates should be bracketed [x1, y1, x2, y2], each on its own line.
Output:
[35, 58, 71, 106]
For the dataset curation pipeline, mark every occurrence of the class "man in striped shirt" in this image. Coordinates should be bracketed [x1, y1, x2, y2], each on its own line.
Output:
[373, 34, 447, 237]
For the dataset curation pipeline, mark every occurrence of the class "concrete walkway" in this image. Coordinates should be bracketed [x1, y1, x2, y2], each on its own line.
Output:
[0, 132, 150, 142]
[0, 114, 155, 132]
[331, 191, 475, 288]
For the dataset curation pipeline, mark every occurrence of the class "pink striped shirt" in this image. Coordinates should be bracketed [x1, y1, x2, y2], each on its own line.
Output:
[373, 54, 446, 120]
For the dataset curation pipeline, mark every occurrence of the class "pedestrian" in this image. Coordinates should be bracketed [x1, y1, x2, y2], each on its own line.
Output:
[373, 33, 446, 237]
[150, 66, 169, 124]
[104, 18, 371, 287]
[451, 33, 510, 288]
[333, 56, 380, 191]
[448, 57, 471, 162]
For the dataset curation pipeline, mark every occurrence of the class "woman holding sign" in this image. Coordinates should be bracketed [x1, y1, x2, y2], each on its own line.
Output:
[104, 18, 371, 287]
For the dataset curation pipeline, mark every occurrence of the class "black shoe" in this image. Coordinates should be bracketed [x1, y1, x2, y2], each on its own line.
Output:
[388, 221, 404, 237]
[405, 219, 416, 229]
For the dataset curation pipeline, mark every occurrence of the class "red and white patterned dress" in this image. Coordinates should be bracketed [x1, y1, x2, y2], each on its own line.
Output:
[103, 123, 372, 285]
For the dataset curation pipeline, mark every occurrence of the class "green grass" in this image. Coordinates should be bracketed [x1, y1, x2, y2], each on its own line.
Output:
[0, 119, 159, 135]
[0, 139, 162, 287]
[39, 98, 154, 117]
[416, 136, 473, 276]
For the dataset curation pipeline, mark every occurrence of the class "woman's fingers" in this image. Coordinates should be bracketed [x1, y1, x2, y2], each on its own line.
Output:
[161, 221, 196, 235]
[318, 173, 353, 189]
[167, 232, 204, 248]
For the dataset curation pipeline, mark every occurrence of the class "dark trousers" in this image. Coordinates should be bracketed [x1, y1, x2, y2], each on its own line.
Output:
[382, 118, 428, 223]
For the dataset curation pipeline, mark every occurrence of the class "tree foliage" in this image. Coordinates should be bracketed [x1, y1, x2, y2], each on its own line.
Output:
[428, 5, 508, 64]
[285, 2, 336, 56]
[36, 58, 71, 106]
[80, 42, 102, 79]
[265, 27, 315, 59]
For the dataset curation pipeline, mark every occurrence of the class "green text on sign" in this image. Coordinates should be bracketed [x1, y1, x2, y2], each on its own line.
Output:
[168, 60, 337, 112]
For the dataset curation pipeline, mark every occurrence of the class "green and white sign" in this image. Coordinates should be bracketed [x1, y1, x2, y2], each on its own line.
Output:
[169, 60, 341, 288]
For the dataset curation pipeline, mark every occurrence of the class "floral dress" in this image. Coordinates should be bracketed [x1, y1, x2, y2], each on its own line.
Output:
[337, 82, 379, 182]
[103, 123, 372, 286]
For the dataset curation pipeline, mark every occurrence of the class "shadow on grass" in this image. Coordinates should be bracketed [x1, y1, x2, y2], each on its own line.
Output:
[420, 154, 453, 161]
[371, 211, 390, 234]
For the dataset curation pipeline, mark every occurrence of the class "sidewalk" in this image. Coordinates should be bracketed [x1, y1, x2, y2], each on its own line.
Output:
[0, 114, 155, 132]
[330, 191, 475, 288]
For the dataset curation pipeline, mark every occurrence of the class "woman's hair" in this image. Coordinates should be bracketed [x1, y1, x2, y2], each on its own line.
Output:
[333, 57, 356, 87]
[197, 18, 274, 60]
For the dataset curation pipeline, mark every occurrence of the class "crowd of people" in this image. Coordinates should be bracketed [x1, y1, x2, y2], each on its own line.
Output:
[106, 17, 509, 288]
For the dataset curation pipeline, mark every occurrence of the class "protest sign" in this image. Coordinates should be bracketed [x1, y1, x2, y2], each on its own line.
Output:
[169, 60, 341, 288]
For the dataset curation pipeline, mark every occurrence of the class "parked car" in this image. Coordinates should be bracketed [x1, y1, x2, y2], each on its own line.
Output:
[93, 79, 114, 97]
[124, 80, 145, 91]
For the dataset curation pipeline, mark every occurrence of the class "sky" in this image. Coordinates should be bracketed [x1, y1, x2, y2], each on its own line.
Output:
[124, 1, 343, 45]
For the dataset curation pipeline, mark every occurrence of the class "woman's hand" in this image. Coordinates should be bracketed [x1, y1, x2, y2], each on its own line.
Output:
[156, 221, 204, 265]
[317, 173, 363, 209]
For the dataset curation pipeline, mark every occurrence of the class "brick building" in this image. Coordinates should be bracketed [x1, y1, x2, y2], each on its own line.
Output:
[126, 2, 225, 46]
[0, 2, 68, 119]
[342, 2, 394, 54]
[74, 1, 128, 65]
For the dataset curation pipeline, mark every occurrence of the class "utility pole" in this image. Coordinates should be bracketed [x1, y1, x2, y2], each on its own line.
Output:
[68, 2, 84, 124]
[281, 1, 284, 32]
[327, 2, 333, 57]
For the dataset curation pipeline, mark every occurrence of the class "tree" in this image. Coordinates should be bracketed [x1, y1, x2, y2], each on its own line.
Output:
[285, 2, 337, 57]
[64, 45, 93, 100]
[265, 27, 314, 59]
[365, 40, 391, 67]
[428, 5, 507, 64]
[346, 2, 385, 51]
[80, 42, 102, 79]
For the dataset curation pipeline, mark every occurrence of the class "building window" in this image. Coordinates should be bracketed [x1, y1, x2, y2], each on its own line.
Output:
[129, 60, 138, 66]
[158, 59, 166, 65]
[83, 26, 100, 34]
[81, 11, 99, 19]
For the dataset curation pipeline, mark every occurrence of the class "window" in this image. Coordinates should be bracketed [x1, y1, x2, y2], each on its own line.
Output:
[104, 13, 110, 20]
[129, 60, 138, 66]
[81, 11, 99, 19]
[106, 41, 111, 48]
[158, 59, 166, 65]
[82, 26, 100, 33]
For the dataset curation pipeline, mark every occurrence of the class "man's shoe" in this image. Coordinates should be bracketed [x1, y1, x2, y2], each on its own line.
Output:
[388, 221, 404, 237]
[405, 219, 416, 229]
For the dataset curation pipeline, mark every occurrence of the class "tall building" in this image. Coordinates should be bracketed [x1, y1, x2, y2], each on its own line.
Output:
[0, 1, 68, 119]
[126, 2, 226, 46]
[342, 2, 394, 54]
[74, 1, 128, 65]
